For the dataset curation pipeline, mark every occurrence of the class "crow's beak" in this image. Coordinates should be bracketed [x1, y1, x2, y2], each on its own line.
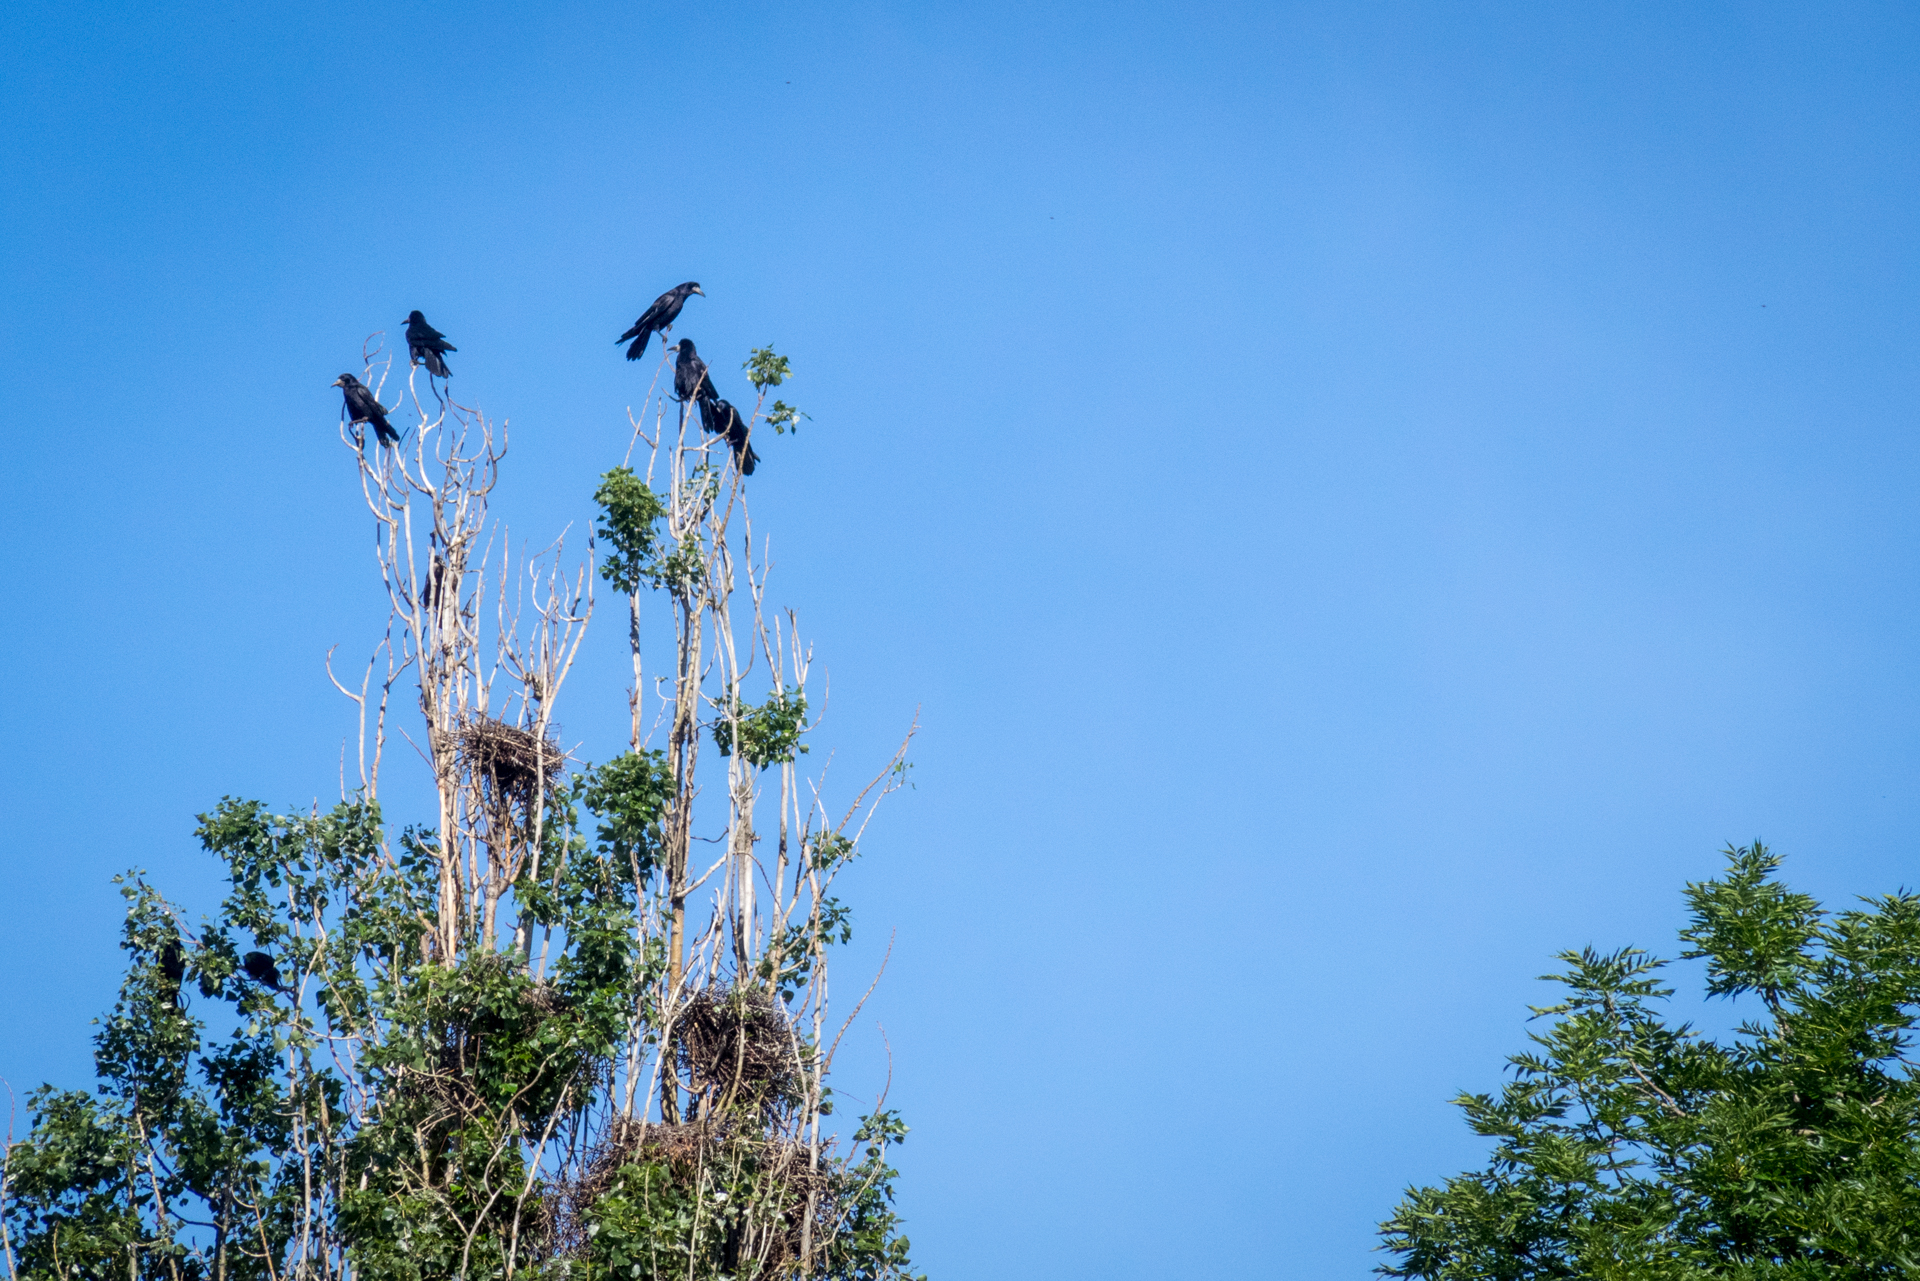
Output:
[331, 377, 345, 387]
[692, 285, 705, 295]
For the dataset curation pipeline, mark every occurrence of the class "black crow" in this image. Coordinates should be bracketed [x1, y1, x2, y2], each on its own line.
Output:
[700, 398, 758, 476]
[243, 951, 292, 994]
[333, 374, 399, 446]
[405, 310, 456, 378]
[674, 338, 718, 406]
[158, 937, 186, 1007]
[619, 282, 704, 360]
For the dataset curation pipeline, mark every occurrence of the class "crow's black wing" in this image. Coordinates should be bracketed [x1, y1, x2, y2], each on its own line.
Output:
[656, 286, 691, 328]
[412, 342, 452, 378]
[620, 320, 658, 360]
[676, 352, 711, 402]
[618, 292, 673, 358]
[406, 317, 456, 376]
[344, 383, 400, 445]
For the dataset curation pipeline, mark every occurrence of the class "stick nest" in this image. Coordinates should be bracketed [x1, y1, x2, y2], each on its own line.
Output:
[549, 1117, 836, 1273]
[676, 985, 803, 1114]
[457, 714, 566, 800]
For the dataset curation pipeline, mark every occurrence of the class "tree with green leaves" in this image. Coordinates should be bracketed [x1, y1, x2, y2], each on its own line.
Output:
[0, 330, 921, 1281]
[1378, 842, 1920, 1278]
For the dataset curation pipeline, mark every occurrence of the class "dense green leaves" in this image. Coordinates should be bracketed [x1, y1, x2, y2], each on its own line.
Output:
[581, 750, 674, 880]
[712, 690, 809, 770]
[595, 467, 669, 596]
[1378, 843, 1920, 1278]
[4, 787, 917, 1280]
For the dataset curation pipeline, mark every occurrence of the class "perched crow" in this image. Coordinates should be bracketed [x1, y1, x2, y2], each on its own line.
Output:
[243, 951, 292, 994]
[700, 398, 758, 476]
[619, 282, 704, 360]
[405, 310, 456, 378]
[158, 938, 186, 1007]
[333, 374, 399, 446]
[160, 939, 186, 985]
[673, 338, 718, 406]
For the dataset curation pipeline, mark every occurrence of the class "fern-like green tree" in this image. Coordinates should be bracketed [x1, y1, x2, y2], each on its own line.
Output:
[1379, 842, 1920, 1278]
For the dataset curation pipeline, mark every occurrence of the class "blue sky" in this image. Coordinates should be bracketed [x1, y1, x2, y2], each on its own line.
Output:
[3, 2, 1919, 1274]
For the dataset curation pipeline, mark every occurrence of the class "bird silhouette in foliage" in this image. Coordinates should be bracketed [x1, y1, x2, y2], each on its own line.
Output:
[159, 938, 186, 1005]
[405, 310, 456, 378]
[619, 282, 703, 360]
[333, 373, 399, 446]
[243, 951, 293, 995]
[701, 398, 758, 476]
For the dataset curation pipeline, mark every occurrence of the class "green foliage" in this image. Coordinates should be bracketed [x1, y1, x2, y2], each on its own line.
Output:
[5, 1088, 148, 1281]
[809, 832, 856, 872]
[595, 465, 711, 604]
[6, 353, 923, 1279]
[585, 1159, 703, 1277]
[712, 689, 810, 771]
[756, 897, 854, 1008]
[742, 348, 808, 435]
[765, 401, 809, 436]
[742, 347, 791, 393]
[580, 750, 675, 882]
[579, 1115, 923, 1281]
[595, 467, 669, 595]
[823, 1112, 924, 1281]
[4, 791, 917, 1281]
[2, 797, 649, 1280]
[1377, 842, 1920, 1278]
[4, 844, 364, 1281]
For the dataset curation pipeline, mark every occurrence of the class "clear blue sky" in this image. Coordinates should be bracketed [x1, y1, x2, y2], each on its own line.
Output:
[3, 2, 1918, 1275]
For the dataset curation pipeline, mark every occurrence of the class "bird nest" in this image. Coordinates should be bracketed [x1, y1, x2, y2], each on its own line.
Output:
[457, 715, 565, 801]
[395, 967, 576, 1127]
[519, 979, 566, 1017]
[675, 985, 802, 1114]
[548, 1117, 836, 1273]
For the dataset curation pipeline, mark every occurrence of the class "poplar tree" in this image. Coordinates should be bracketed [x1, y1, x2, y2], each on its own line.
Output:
[1, 329, 921, 1281]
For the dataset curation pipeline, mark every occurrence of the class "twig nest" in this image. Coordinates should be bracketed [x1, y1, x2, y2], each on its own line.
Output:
[457, 714, 566, 800]
[552, 1117, 836, 1273]
[676, 985, 802, 1113]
